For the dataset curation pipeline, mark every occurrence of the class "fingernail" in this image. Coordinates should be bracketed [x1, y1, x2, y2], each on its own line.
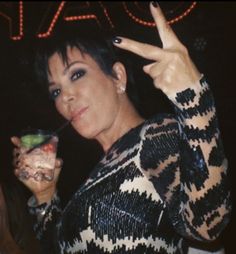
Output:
[112, 37, 122, 44]
[151, 1, 159, 8]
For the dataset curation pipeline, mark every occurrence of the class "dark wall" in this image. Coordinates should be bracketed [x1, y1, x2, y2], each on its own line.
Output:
[0, 2, 235, 253]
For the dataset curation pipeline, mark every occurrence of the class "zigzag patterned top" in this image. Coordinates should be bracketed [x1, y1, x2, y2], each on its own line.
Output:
[28, 76, 231, 254]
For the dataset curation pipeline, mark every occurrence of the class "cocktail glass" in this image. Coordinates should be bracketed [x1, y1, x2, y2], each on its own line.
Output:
[19, 129, 58, 181]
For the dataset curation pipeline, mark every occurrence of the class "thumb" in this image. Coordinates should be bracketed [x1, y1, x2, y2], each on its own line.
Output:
[143, 62, 155, 74]
[55, 158, 63, 168]
[11, 136, 21, 147]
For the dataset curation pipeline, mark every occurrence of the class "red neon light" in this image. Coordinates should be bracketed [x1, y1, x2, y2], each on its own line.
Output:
[63, 2, 114, 29]
[37, 1, 66, 38]
[0, 2, 198, 41]
[0, 1, 23, 40]
[98, 1, 114, 29]
[123, 2, 197, 27]
[64, 14, 99, 23]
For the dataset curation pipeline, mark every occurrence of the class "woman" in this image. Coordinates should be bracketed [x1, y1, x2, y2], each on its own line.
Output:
[12, 3, 231, 254]
[0, 178, 41, 253]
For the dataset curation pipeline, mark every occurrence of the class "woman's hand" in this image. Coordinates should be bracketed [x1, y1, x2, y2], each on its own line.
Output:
[113, 2, 201, 98]
[11, 136, 62, 204]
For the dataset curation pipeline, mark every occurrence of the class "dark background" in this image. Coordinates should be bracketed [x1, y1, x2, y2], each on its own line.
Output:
[0, 2, 235, 253]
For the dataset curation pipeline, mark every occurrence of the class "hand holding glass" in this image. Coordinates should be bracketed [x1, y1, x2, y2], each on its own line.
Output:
[19, 129, 58, 181]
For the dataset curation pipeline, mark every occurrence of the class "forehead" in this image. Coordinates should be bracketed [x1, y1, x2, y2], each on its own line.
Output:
[48, 46, 98, 75]
[49, 46, 85, 65]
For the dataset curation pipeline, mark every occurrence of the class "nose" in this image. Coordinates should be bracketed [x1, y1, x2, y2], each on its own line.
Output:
[61, 88, 76, 104]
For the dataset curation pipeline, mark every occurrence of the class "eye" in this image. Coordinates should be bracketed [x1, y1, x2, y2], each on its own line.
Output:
[71, 69, 86, 81]
[49, 88, 61, 100]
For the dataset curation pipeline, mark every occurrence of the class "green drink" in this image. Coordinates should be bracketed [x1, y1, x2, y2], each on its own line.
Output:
[19, 129, 58, 181]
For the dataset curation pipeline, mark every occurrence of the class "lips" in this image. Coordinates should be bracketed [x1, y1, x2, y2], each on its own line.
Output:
[71, 106, 88, 122]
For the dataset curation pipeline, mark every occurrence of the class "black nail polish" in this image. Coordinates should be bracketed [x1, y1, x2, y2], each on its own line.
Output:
[151, 1, 159, 8]
[112, 37, 122, 44]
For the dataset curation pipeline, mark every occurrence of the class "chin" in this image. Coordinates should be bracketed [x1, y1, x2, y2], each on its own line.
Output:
[72, 122, 96, 139]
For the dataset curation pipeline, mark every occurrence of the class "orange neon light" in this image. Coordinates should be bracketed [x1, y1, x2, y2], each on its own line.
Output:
[37, 1, 66, 38]
[63, 2, 114, 29]
[123, 2, 197, 27]
[0, 1, 24, 40]
[0, 2, 198, 41]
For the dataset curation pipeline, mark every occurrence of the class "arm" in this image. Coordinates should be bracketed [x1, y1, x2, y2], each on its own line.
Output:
[28, 192, 62, 253]
[113, 2, 231, 241]
[11, 137, 63, 252]
[167, 76, 231, 241]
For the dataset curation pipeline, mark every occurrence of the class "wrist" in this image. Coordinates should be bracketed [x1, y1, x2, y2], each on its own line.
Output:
[28, 191, 60, 223]
[34, 186, 56, 205]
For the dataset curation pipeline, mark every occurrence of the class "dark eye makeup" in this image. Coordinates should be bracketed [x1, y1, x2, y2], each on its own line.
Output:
[71, 69, 86, 81]
[49, 88, 61, 100]
[48, 69, 86, 100]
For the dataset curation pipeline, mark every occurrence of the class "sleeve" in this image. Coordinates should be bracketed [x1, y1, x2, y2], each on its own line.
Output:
[140, 75, 232, 242]
[28, 192, 62, 253]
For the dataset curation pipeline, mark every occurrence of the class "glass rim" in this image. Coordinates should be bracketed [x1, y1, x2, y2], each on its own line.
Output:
[20, 129, 57, 137]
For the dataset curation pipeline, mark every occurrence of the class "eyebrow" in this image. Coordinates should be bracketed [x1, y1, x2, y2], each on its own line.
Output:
[63, 61, 85, 75]
[48, 82, 55, 87]
[48, 60, 86, 87]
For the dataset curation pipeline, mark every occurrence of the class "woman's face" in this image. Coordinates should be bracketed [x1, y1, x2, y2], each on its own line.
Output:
[48, 47, 124, 140]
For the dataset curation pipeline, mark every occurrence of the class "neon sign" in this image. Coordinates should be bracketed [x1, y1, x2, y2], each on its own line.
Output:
[0, 1, 197, 41]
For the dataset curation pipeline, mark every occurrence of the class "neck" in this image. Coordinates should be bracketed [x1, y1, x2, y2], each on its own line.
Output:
[97, 98, 144, 153]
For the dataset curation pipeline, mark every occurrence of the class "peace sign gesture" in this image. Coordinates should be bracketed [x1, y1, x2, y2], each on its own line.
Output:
[113, 2, 201, 99]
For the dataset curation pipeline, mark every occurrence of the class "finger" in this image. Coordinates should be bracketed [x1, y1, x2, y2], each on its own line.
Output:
[14, 168, 21, 178]
[143, 62, 156, 75]
[54, 165, 62, 180]
[143, 61, 166, 78]
[55, 158, 63, 168]
[143, 61, 168, 90]
[150, 2, 180, 48]
[11, 136, 21, 147]
[12, 158, 21, 167]
[13, 148, 20, 157]
[13, 146, 20, 158]
[143, 62, 163, 89]
[113, 36, 164, 61]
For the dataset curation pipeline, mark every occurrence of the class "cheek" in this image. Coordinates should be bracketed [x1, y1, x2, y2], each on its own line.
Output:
[55, 99, 68, 119]
[94, 81, 117, 106]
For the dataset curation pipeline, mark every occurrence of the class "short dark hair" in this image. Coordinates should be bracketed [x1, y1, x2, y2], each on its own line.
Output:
[34, 28, 141, 112]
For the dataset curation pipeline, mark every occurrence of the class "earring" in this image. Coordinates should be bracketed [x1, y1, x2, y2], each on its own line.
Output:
[118, 86, 126, 94]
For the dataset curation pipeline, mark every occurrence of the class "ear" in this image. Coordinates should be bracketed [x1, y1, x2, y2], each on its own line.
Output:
[112, 62, 127, 94]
